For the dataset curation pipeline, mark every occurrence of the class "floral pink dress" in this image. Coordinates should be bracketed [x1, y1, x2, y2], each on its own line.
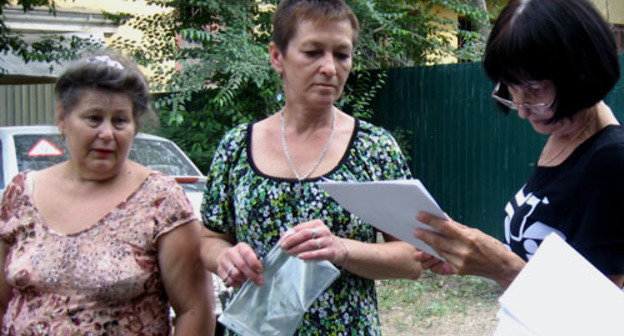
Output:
[0, 171, 196, 336]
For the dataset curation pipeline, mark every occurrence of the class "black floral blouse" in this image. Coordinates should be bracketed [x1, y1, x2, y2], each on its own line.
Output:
[202, 119, 412, 336]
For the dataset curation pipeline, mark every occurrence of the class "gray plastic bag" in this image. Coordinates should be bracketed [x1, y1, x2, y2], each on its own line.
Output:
[218, 234, 340, 336]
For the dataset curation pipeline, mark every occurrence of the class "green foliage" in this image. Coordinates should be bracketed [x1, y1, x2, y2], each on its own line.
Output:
[0, 0, 102, 74]
[113, 0, 491, 172]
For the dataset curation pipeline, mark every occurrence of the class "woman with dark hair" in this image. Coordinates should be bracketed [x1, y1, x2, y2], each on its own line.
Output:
[414, 0, 624, 289]
[200, 0, 423, 334]
[0, 53, 214, 335]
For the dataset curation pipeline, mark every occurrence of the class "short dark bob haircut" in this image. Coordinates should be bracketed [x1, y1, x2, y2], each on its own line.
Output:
[483, 0, 620, 121]
[55, 51, 156, 132]
[272, 0, 360, 53]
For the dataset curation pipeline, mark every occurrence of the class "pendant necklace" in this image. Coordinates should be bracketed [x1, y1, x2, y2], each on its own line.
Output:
[280, 108, 336, 196]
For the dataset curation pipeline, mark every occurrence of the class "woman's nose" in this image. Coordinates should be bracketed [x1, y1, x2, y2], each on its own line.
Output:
[98, 121, 114, 140]
[517, 105, 531, 119]
[319, 53, 337, 77]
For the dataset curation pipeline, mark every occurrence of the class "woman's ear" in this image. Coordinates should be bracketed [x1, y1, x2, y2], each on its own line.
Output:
[269, 42, 284, 76]
[55, 104, 66, 136]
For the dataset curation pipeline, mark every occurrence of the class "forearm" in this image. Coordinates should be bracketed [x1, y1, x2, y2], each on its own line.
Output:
[159, 222, 215, 336]
[340, 239, 422, 280]
[490, 251, 526, 289]
[200, 234, 235, 273]
[174, 305, 214, 336]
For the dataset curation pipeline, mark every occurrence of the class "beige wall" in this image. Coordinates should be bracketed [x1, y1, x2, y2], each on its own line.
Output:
[492, 0, 623, 25]
[589, 0, 624, 25]
[426, 6, 461, 65]
[54, 0, 170, 45]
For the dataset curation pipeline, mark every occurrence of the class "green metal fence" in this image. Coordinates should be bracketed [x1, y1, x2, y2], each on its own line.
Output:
[371, 54, 624, 239]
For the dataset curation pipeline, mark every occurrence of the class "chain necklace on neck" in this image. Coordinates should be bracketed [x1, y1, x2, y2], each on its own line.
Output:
[280, 109, 336, 186]
[540, 109, 597, 166]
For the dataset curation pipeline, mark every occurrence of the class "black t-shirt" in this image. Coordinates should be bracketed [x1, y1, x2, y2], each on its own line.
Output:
[504, 125, 624, 276]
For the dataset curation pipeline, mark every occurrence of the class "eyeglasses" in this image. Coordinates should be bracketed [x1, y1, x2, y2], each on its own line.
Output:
[491, 82, 555, 116]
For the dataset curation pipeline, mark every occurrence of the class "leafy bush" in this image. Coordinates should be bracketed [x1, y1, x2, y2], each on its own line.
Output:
[109, 0, 491, 172]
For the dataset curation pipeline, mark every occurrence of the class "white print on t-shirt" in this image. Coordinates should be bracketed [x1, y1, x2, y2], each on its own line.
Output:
[504, 186, 566, 260]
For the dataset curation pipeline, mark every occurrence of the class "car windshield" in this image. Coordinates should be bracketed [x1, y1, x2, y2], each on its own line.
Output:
[14, 135, 204, 191]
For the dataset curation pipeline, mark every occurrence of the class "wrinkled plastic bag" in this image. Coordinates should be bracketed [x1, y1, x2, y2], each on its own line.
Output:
[218, 234, 341, 336]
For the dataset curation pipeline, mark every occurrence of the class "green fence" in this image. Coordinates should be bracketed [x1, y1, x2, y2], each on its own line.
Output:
[371, 55, 624, 239]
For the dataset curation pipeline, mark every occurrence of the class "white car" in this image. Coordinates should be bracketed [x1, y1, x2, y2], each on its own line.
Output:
[0, 125, 228, 315]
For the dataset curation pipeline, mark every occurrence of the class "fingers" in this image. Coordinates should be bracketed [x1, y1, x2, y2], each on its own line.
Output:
[290, 219, 325, 231]
[280, 220, 344, 263]
[415, 250, 456, 275]
[415, 250, 442, 269]
[218, 242, 264, 287]
[296, 237, 344, 264]
[430, 261, 456, 275]
[416, 212, 465, 238]
[413, 226, 455, 255]
[280, 219, 329, 252]
[414, 250, 436, 263]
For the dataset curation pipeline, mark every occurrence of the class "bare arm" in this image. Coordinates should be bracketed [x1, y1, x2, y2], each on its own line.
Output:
[338, 234, 422, 279]
[414, 214, 624, 290]
[158, 220, 214, 335]
[200, 227, 264, 288]
[280, 220, 422, 280]
[0, 241, 11, 329]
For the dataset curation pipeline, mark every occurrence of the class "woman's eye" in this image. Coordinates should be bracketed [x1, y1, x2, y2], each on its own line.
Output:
[335, 52, 350, 60]
[85, 115, 101, 123]
[113, 117, 130, 127]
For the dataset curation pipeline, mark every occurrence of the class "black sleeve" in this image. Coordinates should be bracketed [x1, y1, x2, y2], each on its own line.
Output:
[573, 145, 624, 275]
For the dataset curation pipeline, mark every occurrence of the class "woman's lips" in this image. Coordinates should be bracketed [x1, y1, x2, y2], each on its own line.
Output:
[93, 148, 114, 157]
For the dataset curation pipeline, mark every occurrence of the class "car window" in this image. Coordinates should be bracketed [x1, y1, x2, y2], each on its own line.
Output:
[15, 135, 69, 172]
[14, 134, 201, 178]
[129, 139, 200, 176]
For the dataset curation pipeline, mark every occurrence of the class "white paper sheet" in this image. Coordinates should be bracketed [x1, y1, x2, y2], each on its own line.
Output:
[318, 179, 446, 259]
[494, 308, 539, 336]
[497, 233, 624, 335]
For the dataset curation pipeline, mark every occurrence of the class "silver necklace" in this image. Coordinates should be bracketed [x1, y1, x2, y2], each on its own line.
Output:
[280, 109, 336, 189]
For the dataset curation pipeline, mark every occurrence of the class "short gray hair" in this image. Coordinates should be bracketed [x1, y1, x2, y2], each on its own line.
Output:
[54, 51, 156, 131]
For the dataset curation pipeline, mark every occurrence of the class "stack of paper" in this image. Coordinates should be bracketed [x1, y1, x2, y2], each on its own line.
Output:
[494, 233, 624, 335]
[318, 179, 446, 259]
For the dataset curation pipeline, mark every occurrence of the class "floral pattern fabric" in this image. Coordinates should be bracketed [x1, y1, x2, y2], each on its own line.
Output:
[202, 119, 412, 336]
[0, 171, 196, 336]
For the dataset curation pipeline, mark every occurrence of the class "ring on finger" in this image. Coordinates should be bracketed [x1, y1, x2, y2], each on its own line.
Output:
[225, 265, 234, 280]
[311, 229, 318, 239]
[316, 238, 322, 250]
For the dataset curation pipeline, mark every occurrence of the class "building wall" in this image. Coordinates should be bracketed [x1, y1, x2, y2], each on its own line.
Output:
[54, 0, 170, 45]
[426, 6, 460, 65]
[589, 0, 624, 25]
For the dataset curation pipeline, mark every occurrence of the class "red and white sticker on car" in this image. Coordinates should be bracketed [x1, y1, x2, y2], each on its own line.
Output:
[28, 139, 63, 157]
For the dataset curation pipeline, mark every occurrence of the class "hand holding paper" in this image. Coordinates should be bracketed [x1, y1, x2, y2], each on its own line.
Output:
[318, 179, 447, 259]
[319, 179, 524, 285]
[414, 211, 526, 286]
